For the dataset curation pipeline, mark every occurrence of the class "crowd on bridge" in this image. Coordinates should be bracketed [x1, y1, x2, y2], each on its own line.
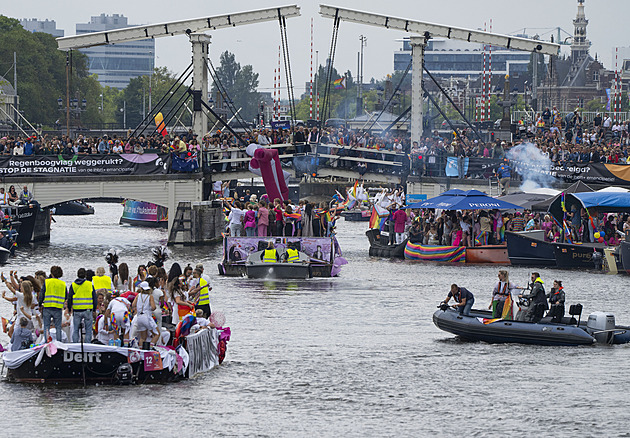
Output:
[1, 251, 217, 352]
[3, 104, 629, 180]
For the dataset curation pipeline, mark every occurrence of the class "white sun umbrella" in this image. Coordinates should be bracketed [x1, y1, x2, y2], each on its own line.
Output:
[597, 187, 630, 193]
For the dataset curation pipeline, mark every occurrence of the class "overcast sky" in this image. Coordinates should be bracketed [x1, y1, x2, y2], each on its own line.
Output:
[5, 0, 629, 95]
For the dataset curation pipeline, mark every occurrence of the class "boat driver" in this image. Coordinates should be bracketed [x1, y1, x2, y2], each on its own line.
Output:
[442, 284, 474, 316]
[261, 241, 279, 263]
[518, 272, 548, 323]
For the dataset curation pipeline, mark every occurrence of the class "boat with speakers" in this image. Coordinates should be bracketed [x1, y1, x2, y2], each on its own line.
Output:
[218, 235, 346, 278]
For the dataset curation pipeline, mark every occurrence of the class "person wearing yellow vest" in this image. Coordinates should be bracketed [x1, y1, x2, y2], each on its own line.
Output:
[260, 241, 279, 263]
[38, 265, 66, 342]
[284, 247, 300, 263]
[189, 268, 212, 318]
[67, 268, 97, 343]
[92, 267, 113, 293]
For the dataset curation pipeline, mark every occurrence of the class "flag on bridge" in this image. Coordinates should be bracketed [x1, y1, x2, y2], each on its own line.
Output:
[333, 77, 346, 90]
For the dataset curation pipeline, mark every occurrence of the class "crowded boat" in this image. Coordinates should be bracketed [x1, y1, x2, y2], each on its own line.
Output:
[0, 248, 230, 384]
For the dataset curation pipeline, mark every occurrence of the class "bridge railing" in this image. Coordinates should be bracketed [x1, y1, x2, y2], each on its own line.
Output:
[201, 142, 410, 177]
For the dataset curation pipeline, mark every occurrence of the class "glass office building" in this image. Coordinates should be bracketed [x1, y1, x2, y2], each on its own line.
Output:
[394, 38, 532, 78]
[77, 14, 154, 89]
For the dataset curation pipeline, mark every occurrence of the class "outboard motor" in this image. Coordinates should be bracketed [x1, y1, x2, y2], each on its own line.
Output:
[592, 250, 603, 270]
[115, 363, 134, 385]
[586, 312, 616, 344]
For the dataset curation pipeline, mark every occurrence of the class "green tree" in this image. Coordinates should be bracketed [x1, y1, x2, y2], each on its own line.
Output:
[0, 16, 92, 127]
[211, 51, 260, 121]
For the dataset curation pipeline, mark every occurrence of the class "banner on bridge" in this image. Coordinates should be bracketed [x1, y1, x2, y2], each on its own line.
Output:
[461, 158, 630, 186]
[0, 153, 171, 176]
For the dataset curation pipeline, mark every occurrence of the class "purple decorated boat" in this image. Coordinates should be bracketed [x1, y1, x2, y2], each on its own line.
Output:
[218, 236, 347, 278]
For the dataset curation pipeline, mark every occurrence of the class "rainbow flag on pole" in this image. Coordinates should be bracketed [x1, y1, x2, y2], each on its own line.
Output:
[369, 205, 388, 230]
[333, 77, 346, 89]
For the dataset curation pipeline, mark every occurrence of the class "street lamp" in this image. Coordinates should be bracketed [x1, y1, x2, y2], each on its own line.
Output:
[120, 101, 126, 129]
[99, 93, 103, 113]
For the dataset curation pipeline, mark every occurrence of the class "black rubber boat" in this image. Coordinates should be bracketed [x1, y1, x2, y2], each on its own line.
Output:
[366, 229, 407, 258]
[433, 306, 630, 346]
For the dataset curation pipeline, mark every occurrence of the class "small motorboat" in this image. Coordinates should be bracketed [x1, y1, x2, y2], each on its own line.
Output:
[433, 304, 630, 346]
[245, 249, 311, 279]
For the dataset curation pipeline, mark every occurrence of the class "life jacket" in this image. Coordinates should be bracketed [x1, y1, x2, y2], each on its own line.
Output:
[286, 248, 299, 263]
[263, 249, 277, 263]
[92, 275, 112, 290]
[43, 278, 66, 309]
[197, 277, 210, 305]
[71, 280, 94, 310]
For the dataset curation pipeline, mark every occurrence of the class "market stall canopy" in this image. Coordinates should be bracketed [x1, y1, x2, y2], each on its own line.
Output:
[497, 192, 554, 210]
[565, 192, 630, 213]
[406, 189, 522, 211]
[532, 181, 594, 214]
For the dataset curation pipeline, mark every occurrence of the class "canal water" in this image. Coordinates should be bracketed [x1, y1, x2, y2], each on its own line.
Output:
[1, 203, 629, 437]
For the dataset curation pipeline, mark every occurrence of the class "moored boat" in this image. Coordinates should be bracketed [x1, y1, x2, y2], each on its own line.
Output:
[53, 200, 95, 216]
[506, 230, 556, 267]
[119, 200, 168, 228]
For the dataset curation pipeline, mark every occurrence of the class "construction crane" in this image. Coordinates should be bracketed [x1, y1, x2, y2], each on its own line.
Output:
[319, 4, 560, 143]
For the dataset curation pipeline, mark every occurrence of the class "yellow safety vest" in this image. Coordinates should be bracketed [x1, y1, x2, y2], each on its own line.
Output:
[71, 281, 94, 311]
[92, 275, 112, 290]
[263, 249, 277, 263]
[197, 277, 210, 305]
[43, 278, 66, 309]
[286, 248, 299, 263]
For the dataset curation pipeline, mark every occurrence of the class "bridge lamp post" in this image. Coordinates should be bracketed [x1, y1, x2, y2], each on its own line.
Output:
[120, 101, 126, 130]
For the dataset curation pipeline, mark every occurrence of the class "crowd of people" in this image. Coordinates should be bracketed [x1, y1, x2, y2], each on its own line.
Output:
[1, 254, 216, 352]
[223, 192, 337, 238]
[390, 206, 629, 248]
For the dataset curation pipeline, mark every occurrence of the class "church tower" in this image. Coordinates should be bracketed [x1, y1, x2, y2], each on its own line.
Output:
[571, 0, 590, 62]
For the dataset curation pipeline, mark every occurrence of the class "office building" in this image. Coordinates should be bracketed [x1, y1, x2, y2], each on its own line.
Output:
[20, 18, 64, 38]
[76, 14, 154, 89]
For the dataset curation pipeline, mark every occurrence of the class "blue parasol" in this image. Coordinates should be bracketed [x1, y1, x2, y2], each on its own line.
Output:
[406, 189, 523, 211]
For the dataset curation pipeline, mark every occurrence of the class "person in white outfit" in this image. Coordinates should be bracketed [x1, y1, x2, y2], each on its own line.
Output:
[131, 281, 158, 345]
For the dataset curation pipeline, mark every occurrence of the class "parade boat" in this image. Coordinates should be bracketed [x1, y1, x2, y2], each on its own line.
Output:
[366, 229, 407, 258]
[218, 235, 347, 278]
[1, 326, 230, 385]
[245, 248, 311, 279]
[10, 205, 50, 244]
[433, 306, 630, 347]
[119, 200, 168, 228]
[505, 230, 556, 267]
[52, 200, 95, 216]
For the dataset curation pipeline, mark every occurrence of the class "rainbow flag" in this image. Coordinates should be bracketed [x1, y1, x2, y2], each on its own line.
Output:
[351, 180, 358, 199]
[333, 77, 346, 89]
[501, 293, 513, 320]
[369, 206, 388, 230]
[285, 212, 302, 220]
[404, 242, 466, 262]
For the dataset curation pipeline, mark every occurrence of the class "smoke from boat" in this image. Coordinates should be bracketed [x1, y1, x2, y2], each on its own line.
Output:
[506, 142, 555, 191]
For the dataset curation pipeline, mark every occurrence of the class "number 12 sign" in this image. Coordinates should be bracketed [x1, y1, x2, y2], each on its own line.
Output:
[143, 351, 164, 371]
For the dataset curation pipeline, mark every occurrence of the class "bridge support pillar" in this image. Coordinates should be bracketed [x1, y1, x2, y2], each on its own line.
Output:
[410, 35, 428, 145]
[191, 33, 211, 138]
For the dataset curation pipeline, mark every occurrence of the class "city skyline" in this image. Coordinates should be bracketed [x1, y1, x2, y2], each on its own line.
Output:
[5, 0, 629, 94]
